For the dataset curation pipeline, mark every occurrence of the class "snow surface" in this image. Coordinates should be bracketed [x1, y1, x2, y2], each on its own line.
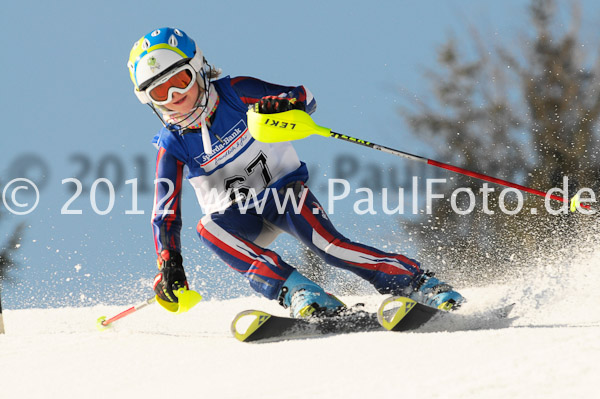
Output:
[1, 251, 599, 399]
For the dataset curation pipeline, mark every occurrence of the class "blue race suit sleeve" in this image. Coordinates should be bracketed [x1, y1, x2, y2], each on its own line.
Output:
[152, 147, 184, 256]
[229, 76, 317, 114]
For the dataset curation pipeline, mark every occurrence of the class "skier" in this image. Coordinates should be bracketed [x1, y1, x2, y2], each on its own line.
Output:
[127, 27, 464, 318]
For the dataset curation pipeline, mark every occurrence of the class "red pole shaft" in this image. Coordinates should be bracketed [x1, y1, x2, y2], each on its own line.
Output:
[102, 297, 155, 327]
[330, 131, 587, 209]
[427, 159, 568, 204]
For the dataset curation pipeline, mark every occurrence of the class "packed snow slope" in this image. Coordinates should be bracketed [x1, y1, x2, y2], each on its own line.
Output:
[1, 250, 599, 399]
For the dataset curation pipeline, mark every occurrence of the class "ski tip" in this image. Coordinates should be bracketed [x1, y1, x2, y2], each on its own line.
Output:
[230, 310, 272, 342]
[377, 296, 418, 331]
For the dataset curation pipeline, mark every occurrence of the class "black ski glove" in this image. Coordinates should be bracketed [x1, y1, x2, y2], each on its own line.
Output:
[153, 249, 188, 303]
[257, 96, 305, 114]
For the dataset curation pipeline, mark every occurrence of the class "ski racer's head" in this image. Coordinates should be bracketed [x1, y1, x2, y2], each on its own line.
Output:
[127, 27, 220, 114]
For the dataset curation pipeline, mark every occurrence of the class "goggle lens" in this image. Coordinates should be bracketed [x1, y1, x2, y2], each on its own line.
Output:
[149, 69, 194, 102]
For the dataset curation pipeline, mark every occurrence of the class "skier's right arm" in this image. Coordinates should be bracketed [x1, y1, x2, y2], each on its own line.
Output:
[152, 147, 187, 302]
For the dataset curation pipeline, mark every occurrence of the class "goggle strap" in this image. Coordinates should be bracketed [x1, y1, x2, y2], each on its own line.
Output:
[135, 88, 151, 104]
[188, 48, 205, 73]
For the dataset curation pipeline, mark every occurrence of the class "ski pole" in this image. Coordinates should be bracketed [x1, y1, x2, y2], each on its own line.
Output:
[96, 296, 156, 331]
[96, 288, 202, 331]
[247, 109, 589, 210]
[0, 288, 5, 334]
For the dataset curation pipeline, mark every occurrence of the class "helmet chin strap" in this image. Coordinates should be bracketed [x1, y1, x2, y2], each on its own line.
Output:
[147, 103, 167, 127]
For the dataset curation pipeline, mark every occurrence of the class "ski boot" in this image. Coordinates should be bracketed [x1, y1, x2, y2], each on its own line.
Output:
[278, 270, 345, 318]
[409, 271, 464, 311]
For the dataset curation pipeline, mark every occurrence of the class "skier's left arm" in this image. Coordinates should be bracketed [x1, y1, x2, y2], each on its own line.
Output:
[230, 76, 317, 114]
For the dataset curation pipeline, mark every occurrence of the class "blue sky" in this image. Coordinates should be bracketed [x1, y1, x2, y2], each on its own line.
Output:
[2, 0, 599, 308]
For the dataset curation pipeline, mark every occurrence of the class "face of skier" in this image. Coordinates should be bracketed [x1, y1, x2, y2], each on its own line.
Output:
[163, 82, 201, 113]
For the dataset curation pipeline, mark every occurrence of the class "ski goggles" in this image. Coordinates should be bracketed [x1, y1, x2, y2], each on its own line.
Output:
[145, 64, 197, 105]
